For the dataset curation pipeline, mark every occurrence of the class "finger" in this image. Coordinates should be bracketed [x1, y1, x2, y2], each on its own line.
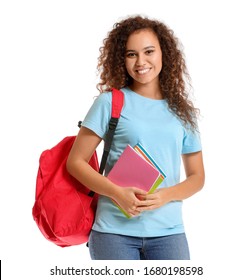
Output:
[137, 204, 156, 211]
[128, 206, 141, 217]
[132, 188, 147, 195]
[144, 193, 157, 200]
[135, 194, 146, 201]
[135, 199, 150, 207]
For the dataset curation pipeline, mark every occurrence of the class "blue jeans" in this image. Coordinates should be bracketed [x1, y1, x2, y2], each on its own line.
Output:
[88, 230, 190, 260]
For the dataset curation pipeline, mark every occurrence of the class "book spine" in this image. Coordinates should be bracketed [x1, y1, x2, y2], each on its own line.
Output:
[148, 176, 164, 194]
[134, 143, 166, 178]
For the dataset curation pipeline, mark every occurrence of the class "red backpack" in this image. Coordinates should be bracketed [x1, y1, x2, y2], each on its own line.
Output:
[32, 89, 124, 247]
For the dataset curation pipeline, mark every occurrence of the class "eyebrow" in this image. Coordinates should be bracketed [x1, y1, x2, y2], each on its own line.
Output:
[125, 46, 155, 53]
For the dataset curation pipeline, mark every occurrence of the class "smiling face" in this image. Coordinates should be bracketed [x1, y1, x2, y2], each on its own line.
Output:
[125, 29, 162, 90]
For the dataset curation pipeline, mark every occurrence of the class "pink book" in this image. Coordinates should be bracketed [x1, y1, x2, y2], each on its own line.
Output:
[107, 145, 160, 191]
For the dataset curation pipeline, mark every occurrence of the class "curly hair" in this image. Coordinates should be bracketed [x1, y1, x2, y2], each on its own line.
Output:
[97, 15, 199, 130]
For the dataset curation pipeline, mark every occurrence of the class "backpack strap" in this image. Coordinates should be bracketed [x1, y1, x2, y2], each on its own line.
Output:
[88, 88, 124, 197]
[99, 88, 124, 174]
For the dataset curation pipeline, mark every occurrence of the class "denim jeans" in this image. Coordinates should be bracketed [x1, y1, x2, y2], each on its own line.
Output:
[88, 230, 190, 260]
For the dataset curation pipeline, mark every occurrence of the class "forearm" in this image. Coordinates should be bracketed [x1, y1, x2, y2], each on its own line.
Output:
[168, 151, 205, 201]
[138, 152, 205, 211]
[66, 159, 119, 200]
[67, 159, 148, 216]
[168, 173, 205, 201]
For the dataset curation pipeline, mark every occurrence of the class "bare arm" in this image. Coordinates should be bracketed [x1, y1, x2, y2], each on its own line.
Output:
[66, 127, 147, 216]
[138, 151, 205, 211]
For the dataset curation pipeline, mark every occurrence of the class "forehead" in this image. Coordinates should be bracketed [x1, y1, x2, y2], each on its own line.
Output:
[126, 29, 160, 49]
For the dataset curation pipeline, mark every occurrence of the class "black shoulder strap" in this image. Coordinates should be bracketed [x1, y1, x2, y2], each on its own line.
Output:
[99, 88, 124, 174]
[87, 88, 124, 197]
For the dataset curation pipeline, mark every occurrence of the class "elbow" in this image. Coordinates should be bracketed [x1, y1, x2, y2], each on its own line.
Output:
[198, 173, 205, 191]
[66, 155, 90, 180]
[66, 156, 75, 176]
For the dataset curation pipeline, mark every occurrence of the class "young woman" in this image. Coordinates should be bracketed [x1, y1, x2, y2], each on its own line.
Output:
[66, 15, 205, 260]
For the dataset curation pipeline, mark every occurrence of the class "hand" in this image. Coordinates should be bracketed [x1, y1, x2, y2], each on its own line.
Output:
[138, 188, 172, 212]
[112, 187, 148, 217]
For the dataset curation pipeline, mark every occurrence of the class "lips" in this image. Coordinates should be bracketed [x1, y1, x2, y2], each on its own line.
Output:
[136, 68, 151, 75]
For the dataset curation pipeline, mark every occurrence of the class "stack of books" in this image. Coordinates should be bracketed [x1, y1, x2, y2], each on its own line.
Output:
[107, 143, 166, 218]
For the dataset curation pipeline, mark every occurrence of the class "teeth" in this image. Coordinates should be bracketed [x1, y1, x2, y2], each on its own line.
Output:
[137, 69, 150, 75]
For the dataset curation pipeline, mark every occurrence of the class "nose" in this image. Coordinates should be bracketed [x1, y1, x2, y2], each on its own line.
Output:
[136, 54, 146, 66]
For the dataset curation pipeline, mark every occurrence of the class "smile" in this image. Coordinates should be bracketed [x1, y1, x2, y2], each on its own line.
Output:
[136, 68, 151, 75]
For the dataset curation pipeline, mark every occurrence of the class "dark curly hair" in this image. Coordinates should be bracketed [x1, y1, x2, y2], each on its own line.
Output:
[97, 15, 199, 130]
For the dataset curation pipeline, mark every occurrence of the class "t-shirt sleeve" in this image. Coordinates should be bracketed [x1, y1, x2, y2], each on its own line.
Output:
[182, 127, 202, 154]
[81, 92, 112, 139]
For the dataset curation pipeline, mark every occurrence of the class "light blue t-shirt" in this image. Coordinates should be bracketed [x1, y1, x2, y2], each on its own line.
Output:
[82, 87, 202, 237]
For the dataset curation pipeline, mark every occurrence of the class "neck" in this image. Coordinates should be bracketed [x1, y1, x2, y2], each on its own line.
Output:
[129, 83, 163, 100]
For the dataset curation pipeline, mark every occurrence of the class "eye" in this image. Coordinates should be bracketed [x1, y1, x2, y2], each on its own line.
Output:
[126, 52, 137, 58]
[145, 49, 154, 55]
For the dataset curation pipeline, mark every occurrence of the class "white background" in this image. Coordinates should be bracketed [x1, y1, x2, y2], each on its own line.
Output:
[1, 0, 251, 279]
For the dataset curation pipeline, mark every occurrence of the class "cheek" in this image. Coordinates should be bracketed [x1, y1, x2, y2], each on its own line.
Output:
[125, 60, 134, 75]
[156, 54, 162, 68]
[154, 54, 163, 71]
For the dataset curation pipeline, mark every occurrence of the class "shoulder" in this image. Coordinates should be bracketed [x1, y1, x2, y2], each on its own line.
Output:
[88, 92, 113, 113]
[94, 91, 112, 104]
